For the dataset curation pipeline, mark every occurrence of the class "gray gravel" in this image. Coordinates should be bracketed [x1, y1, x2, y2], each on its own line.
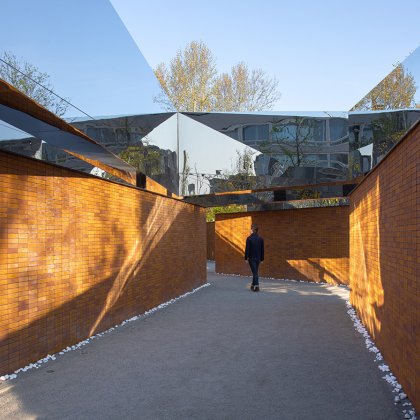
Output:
[0, 263, 402, 419]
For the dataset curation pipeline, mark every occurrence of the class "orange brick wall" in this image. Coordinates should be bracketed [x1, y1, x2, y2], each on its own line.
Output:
[207, 222, 215, 260]
[349, 122, 419, 410]
[215, 206, 349, 284]
[0, 150, 206, 376]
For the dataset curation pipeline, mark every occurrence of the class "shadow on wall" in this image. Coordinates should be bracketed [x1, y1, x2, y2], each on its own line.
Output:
[214, 207, 349, 285]
[0, 154, 206, 376]
[350, 122, 419, 410]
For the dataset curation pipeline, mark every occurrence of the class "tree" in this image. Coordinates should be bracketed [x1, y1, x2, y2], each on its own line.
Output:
[154, 41, 280, 112]
[351, 64, 417, 111]
[154, 41, 217, 112]
[0, 51, 69, 116]
[211, 62, 280, 111]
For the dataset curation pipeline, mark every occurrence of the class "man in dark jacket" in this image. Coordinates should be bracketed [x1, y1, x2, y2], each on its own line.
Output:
[245, 223, 264, 292]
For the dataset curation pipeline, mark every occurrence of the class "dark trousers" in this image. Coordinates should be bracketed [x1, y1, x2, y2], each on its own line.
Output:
[248, 259, 261, 286]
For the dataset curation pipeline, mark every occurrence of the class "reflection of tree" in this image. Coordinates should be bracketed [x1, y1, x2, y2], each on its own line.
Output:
[351, 64, 417, 111]
[260, 117, 315, 169]
[371, 113, 406, 163]
[214, 148, 258, 192]
[119, 139, 161, 177]
[348, 153, 362, 179]
[180, 150, 190, 196]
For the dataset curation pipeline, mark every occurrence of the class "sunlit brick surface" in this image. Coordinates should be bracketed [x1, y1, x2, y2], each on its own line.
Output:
[215, 207, 349, 285]
[0, 151, 206, 375]
[349, 122, 419, 410]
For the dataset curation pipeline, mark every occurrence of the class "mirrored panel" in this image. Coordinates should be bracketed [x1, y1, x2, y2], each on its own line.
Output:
[351, 46, 420, 112]
[181, 112, 350, 197]
[348, 109, 420, 175]
[71, 113, 178, 192]
[0, 0, 170, 118]
[0, 0, 175, 187]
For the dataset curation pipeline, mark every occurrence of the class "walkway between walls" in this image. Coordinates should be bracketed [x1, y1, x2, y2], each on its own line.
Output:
[0, 265, 402, 419]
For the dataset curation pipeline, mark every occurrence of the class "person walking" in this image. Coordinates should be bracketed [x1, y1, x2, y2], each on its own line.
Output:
[245, 223, 264, 292]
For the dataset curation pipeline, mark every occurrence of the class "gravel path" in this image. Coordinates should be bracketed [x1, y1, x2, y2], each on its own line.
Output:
[0, 264, 402, 419]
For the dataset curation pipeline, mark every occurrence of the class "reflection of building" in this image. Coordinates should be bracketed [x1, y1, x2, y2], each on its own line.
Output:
[349, 109, 420, 175]
[192, 113, 350, 185]
[1, 109, 419, 196]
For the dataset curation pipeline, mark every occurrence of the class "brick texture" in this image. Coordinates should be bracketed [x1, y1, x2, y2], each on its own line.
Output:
[0, 150, 206, 376]
[215, 206, 349, 284]
[207, 222, 215, 260]
[349, 122, 419, 410]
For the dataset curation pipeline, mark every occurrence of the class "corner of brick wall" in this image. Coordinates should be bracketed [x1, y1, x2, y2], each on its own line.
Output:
[215, 206, 349, 285]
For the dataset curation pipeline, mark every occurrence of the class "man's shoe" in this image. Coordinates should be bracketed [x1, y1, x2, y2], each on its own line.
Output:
[254, 286, 260, 292]
[250, 285, 255, 291]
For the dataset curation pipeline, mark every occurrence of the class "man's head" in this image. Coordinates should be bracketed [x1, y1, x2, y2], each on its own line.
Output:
[251, 223, 258, 234]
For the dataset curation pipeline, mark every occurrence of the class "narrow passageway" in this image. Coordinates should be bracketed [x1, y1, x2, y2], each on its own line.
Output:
[0, 265, 401, 419]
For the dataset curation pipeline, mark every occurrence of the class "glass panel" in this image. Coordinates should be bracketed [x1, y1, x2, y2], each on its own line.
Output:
[243, 124, 269, 143]
[0, 0, 177, 188]
[329, 118, 347, 141]
[330, 154, 348, 164]
[178, 114, 260, 195]
[183, 113, 347, 190]
[71, 113, 178, 192]
[348, 109, 420, 172]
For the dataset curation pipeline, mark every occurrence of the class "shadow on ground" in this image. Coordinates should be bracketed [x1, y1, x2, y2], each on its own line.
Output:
[0, 267, 402, 420]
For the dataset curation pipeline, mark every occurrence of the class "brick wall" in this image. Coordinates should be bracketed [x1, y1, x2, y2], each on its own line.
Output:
[207, 222, 215, 260]
[349, 121, 419, 410]
[0, 150, 206, 376]
[215, 206, 349, 284]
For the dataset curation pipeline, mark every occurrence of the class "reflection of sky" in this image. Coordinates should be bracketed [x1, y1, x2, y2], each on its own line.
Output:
[145, 114, 178, 151]
[179, 114, 260, 175]
[401, 46, 420, 103]
[219, 111, 348, 119]
[0, 0, 170, 118]
[0, 120, 31, 140]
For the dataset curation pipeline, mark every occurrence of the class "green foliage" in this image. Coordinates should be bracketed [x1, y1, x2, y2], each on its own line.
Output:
[119, 142, 161, 176]
[206, 205, 247, 222]
[296, 189, 321, 200]
[371, 113, 406, 156]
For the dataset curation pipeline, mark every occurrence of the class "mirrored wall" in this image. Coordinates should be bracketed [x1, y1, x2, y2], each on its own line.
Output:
[0, 0, 419, 199]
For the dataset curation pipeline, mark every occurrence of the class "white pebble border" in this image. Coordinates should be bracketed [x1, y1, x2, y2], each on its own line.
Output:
[218, 272, 416, 418]
[346, 302, 417, 420]
[0, 283, 210, 382]
[216, 271, 350, 288]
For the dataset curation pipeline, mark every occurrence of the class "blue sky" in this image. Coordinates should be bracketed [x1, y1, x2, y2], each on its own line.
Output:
[111, 0, 420, 110]
[1, 0, 419, 116]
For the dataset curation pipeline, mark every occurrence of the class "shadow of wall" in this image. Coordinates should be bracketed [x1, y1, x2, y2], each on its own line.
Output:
[349, 121, 419, 411]
[215, 206, 349, 285]
[206, 221, 215, 260]
[0, 150, 206, 375]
